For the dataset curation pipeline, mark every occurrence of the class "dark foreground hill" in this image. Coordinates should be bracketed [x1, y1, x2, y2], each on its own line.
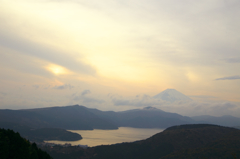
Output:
[42, 124, 240, 159]
[0, 128, 52, 159]
[0, 122, 82, 142]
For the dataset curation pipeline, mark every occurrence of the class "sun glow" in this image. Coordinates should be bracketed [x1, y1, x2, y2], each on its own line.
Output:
[45, 64, 69, 75]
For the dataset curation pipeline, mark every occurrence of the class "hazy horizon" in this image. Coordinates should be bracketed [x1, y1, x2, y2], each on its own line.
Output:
[1, 0, 240, 117]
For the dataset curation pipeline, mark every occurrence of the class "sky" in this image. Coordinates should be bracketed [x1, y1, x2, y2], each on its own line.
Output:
[0, 0, 240, 117]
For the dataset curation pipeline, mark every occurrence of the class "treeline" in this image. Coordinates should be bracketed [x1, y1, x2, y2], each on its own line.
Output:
[0, 128, 52, 159]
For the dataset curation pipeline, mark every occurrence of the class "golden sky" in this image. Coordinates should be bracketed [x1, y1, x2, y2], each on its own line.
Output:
[0, 0, 240, 116]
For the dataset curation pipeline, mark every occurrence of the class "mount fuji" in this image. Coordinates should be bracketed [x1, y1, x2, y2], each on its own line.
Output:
[153, 89, 192, 102]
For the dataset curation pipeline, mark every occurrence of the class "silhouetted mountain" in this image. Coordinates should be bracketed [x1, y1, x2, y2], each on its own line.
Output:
[0, 105, 195, 130]
[115, 107, 195, 128]
[191, 115, 240, 127]
[0, 128, 52, 159]
[0, 122, 82, 142]
[89, 124, 240, 159]
[0, 105, 118, 130]
[88, 106, 194, 128]
[2, 105, 239, 130]
[0, 105, 192, 130]
[154, 89, 192, 102]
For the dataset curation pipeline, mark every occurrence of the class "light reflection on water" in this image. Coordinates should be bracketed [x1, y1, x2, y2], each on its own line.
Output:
[45, 127, 164, 147]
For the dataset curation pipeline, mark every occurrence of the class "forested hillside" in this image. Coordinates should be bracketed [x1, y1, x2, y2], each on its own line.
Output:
[0, 128, 52, 159]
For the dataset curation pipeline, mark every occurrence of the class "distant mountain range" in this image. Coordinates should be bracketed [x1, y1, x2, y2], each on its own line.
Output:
[75, 105, 195, 129]
[0, 105, 118, 130]
[111, 106, 194, 128]
[1, 105, 240, 131]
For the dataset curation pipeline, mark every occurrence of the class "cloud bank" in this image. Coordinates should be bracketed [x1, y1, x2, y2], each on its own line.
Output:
[215, 75, 240, 80]
[54, 84, 74, 90]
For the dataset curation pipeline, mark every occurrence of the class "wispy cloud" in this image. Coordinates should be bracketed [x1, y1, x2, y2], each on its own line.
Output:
[0, 33, 96, 76]
[71, 91, 105, 104]
[32, 85, 40, 89]
[81, 90, 91, 96]
[53, 84, 74, 90]
[190, 95, 217, 99]
[111, 94, 165, 107]
[159, 101, 240, 117]
[215, 75, 240, 80]
[225, 58, 240, 63]
[0, 92, 7, 96]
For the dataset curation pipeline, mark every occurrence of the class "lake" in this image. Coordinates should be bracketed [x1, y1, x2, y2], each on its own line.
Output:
[45, 127, 164, 147]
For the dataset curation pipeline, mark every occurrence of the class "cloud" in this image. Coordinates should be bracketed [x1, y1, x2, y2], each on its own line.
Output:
[215, 75, 240, 80]
[110, 93, 240, 117]
[0, 32, 96, 76]
[53, 84, 74, 90]
[190, 95, 217, 99]
[112, 94, 165, 107]
[0, 92, 7, 100]
[71, 91, 104, 104]
[0, 92, 7, 96]
[0, 50, 54, 79]
[81, 90, 91, 96]
[157, 100, 240, 117]
[32, 85, 40, 89]
[82, 97, 105, 104]
[225, 58, 240, 63]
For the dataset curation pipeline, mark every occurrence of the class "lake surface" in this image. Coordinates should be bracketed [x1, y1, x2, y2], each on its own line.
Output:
[45, 127, 164, 147]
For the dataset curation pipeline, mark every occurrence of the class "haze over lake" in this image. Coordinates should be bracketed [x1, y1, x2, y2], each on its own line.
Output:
[45, 127, 164, 147]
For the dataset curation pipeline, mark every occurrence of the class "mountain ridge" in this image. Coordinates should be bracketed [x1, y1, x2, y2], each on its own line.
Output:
[1, 105, 240, 130]
[0, 105, 118, 130]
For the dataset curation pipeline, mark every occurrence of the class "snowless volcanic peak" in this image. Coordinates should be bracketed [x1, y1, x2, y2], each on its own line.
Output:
[154, 89, 192, 102]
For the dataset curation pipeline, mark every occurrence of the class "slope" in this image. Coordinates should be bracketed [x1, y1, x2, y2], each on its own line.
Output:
[0, 128, 52, 159]
[88, 124, 240, 159]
